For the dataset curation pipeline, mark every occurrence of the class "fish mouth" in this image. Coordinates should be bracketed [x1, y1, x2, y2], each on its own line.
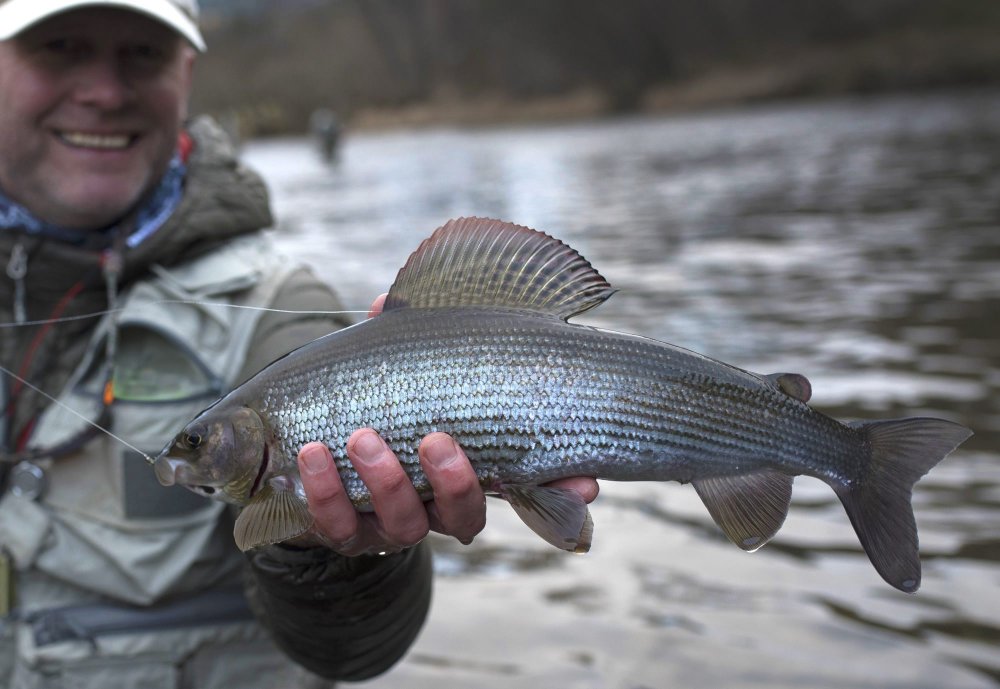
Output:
[248, 444, 270, 499]
[154, 453, 185, 487]
[154, 454, 221, 496]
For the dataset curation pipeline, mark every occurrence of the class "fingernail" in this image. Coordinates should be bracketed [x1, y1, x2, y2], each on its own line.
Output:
[300, 444, 330, 475]
[423, 434, 458, 468]
[352, 431, 385, 465]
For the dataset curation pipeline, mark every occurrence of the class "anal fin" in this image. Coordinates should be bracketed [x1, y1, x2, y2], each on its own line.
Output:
[693, 470, 794, 551]
[499, 483, 594, 553]
[234, 484, 314, 551]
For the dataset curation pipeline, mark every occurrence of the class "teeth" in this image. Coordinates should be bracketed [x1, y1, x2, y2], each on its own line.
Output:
[60, 132, 131, 150]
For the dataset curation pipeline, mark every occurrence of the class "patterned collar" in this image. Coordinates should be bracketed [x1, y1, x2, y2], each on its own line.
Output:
[0, 153, 187, 250]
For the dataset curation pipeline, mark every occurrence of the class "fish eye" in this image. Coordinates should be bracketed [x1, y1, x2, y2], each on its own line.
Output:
[196, 485, 216, 495]
[184, 425, 207, 449]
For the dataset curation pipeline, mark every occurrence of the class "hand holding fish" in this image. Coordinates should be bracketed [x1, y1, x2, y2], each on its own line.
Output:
[297, 431, 482, 555]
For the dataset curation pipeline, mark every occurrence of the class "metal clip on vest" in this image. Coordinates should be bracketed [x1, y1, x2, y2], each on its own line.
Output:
[8, 460, 47, 500]
[6, 241, 27, 324]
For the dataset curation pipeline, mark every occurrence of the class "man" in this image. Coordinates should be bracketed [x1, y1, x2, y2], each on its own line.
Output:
[0, 1, 597, 686]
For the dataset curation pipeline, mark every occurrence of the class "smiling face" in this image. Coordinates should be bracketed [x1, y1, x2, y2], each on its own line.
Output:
[0, 8, 195, 231]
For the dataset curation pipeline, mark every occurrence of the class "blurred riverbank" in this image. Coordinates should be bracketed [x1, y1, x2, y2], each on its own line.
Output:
[194, 0, 1000, 136]
[352, 27, 1000, 130]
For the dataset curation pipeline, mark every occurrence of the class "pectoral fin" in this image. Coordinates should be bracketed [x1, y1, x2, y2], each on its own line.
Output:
[499, 483, 594, 553]
[693, 470, 794, 551]
[233, 484, 314, 551]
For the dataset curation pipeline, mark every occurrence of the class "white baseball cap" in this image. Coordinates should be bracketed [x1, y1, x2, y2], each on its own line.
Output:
[0, 0, 206, 51]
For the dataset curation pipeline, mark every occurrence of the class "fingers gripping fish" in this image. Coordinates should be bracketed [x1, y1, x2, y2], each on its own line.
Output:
[154, 217, 972, 593]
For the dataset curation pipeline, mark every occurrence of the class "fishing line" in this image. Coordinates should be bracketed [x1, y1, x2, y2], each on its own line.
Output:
[0, 302, 369, 329]
[0, 363, 154, 464]
[0, 302, 371, 462]
[156, 301, 370, 315]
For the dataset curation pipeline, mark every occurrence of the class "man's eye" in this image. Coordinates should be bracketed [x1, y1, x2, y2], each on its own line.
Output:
[44, 38, 86, 55]
[129, 44, 161, 59]
[124, 44, 169, 65]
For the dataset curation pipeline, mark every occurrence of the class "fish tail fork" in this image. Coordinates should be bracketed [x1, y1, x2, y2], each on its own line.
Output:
[835, 418, 973, 593]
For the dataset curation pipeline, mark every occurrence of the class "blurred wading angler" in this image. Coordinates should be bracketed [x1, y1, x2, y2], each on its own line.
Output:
[157, 217, 972, 594]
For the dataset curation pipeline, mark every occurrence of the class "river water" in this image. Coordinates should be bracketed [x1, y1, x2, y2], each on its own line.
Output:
[242, 88, 1000, 689]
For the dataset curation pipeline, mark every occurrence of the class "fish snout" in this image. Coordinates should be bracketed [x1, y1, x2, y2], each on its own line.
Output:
[153, 454, 188, 487]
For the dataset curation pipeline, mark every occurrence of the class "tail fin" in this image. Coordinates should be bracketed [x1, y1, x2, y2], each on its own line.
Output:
[835, 418, 972, 593]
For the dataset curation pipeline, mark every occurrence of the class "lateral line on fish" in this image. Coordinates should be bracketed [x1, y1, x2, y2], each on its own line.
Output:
[0, 301, 368, 329]
[0, 363, 154, 464]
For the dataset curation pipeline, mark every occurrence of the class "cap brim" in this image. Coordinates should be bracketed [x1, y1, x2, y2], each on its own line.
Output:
[0, 0, 206, 51]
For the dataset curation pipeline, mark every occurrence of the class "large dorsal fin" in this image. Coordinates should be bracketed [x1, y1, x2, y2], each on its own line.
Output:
[383, 217, 615, 319]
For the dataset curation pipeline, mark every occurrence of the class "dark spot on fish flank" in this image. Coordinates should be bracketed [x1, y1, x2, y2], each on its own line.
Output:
[198, 485, 215, 495]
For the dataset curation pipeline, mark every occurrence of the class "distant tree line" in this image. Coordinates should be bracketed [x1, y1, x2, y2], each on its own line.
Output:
[191, 0, 1000, 135]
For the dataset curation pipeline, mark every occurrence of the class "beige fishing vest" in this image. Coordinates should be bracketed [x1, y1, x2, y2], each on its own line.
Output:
[0, 234, 295, 607]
